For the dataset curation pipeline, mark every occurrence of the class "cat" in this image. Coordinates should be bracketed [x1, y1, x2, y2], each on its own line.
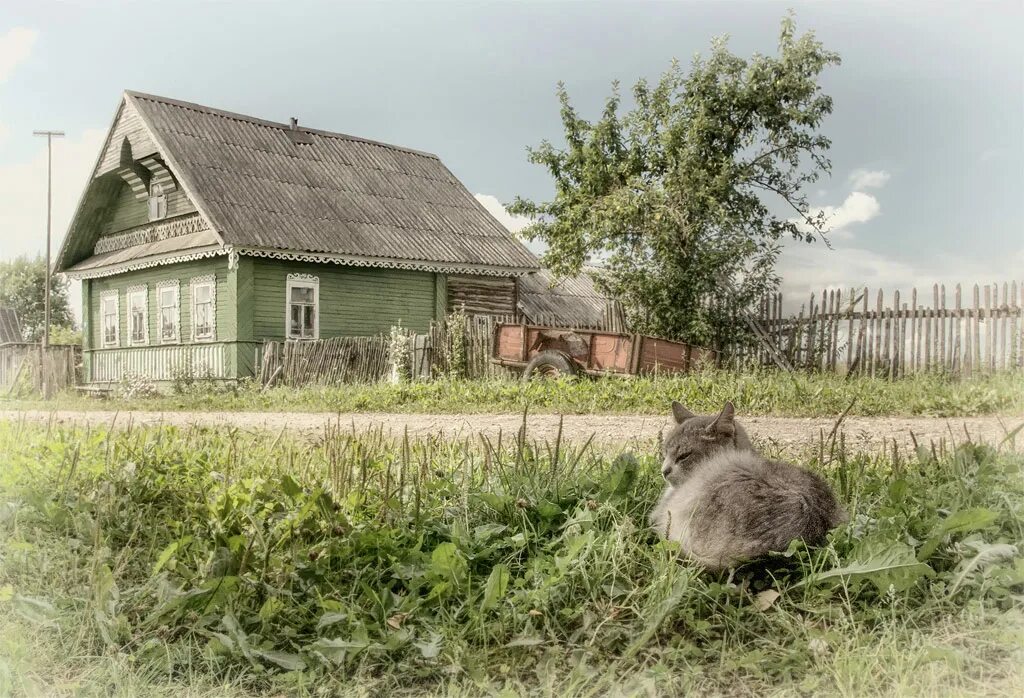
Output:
[649, 401, 847, 571]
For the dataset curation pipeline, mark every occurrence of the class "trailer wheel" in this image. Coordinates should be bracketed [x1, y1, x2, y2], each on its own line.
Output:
[521, 351, 579, 382]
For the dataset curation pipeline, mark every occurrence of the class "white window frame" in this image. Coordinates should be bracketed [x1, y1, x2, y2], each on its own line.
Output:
[190, 275, 216, 342]
[286, 274, 319, 340]
[148, 181, 167, 221]
[126, 285, 149, 346]
[156, 280, 180, 344]
[100, 290, 120, 348]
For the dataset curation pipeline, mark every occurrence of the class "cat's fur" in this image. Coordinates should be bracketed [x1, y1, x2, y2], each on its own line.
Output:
[649, 401, 847, 571]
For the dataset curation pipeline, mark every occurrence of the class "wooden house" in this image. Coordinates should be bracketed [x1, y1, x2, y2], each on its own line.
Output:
[56, 92, 539, 384]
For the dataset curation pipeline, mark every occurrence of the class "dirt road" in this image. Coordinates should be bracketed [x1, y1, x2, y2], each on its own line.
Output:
[2, 409, 1021, 452]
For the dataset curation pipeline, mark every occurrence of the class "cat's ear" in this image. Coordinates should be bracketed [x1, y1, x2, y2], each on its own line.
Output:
[671, 401, 695, 424]
[706, 401, 736, 436]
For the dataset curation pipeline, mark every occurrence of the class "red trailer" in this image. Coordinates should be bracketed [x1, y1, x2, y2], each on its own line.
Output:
[491, 323, 718, 381]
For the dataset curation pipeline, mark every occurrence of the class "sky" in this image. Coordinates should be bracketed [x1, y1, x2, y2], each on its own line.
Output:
[0, 0, 1021, 320]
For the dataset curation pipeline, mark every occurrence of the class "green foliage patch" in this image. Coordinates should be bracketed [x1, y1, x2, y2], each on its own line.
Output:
[14, 369, 1024, 418]
[1, 421, 1022, 695]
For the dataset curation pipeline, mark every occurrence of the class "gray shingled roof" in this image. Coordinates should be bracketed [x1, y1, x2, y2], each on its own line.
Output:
[518, 268, 625, 329]
[123, 92, 538, 272]
[0, 307, 23, 344]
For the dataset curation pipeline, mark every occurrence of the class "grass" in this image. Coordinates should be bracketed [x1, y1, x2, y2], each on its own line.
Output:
[7, 369, 1024, 417]
[0, 419, 1022, 696]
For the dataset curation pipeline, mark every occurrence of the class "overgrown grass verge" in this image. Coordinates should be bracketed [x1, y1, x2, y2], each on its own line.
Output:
[8, 369, 1024, 417]
[1, 422, 1022, 696]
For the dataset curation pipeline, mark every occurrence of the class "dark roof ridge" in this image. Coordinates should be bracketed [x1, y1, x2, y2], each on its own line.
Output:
[125, 90, 441, 160]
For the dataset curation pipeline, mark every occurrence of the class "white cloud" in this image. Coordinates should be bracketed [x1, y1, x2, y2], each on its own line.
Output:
[848, 169, 890, 190]
[475, 193, 533, 236]
[778, 240, 1024, 314]
[0, 128, 107, 322]
[800, 191, 881, 240]
[0, 27, 37, 83]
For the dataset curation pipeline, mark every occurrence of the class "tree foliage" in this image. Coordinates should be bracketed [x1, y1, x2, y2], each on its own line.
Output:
[0, 255, 75, 342]
[510, 16, 840, 343]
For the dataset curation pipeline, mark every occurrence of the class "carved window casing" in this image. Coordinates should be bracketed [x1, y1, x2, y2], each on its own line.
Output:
[286, 274, 319, 340]
[126, 285, 149, 346]
[190, 276, 216, 342]
[148, 182, 167, 221]
[156, 280, 180, 343]
[100, 290, 120, 348]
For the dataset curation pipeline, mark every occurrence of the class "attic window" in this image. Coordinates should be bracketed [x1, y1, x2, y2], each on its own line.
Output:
[148, 182, 167, 221]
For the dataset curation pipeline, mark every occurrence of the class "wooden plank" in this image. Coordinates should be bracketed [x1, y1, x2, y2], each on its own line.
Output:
[984, 284, 993, 371]
[890, 290, 899, 378]
[972, 284, 981, 372]
[937, 284, 946, 371]
[776, 291, 783, 364]
[860, 288, 868, 374]
[843, 288, 854, 372]
[830, 289, 840, 371]
[869, 289, 880, 377]
[991, 283, 999, 371]
[1013, 281, 1021, 369]
[924, 296, 932, 372]
[950, 284, 958, 374]
[806, 292, 818, 370]
[999, 280, 1007, 372]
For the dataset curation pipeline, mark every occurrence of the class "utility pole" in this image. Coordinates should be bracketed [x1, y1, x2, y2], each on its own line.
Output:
[33, 130, 64, 350]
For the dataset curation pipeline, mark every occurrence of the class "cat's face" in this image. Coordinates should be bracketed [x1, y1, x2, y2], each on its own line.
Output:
[660, 401, 740, 487]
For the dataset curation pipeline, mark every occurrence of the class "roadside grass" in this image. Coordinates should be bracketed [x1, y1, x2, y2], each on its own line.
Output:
[1, 421, 1022, 696]
[6, 369, 1024, 417]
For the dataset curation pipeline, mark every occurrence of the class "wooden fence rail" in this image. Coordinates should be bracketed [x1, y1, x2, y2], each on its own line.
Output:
[0, 344, 81, 397]
[255, 310, 629, 388]
[729, 281, 1023, 376]
[258, 336, 391, 387]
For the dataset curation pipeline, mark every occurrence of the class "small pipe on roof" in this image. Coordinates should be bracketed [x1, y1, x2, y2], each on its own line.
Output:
[289, 117, 298, 130]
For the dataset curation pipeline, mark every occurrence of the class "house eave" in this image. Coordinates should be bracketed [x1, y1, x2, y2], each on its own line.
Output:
[62, 245, 539, 280]
[236, 247, 539, 277]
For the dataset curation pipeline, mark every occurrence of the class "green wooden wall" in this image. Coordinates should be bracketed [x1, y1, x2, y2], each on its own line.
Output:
[250, 259, 439, 340]
[99, 182, 196, 236]
[82, 256, 446, 381]
[85, 256, 233, 351]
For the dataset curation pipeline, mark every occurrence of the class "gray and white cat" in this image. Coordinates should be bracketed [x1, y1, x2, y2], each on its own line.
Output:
[649, 401, 847, 571]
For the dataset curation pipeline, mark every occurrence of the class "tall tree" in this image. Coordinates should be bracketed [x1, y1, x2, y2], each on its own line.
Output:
[0, 255, 75, 342]
[510, 16, 840, 343]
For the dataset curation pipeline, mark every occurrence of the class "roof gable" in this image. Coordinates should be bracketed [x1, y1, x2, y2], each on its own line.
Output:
[56, 95, 224, 273]
[59, 92, 538, 275]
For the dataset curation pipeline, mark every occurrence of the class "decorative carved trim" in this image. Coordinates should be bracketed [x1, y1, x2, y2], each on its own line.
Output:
[66, 243, 534, 281]
[94, 214, 209, 254]
[139, 156, 177, 193]
[63, 247, 227, 280]
[118, 166, 149, 201]
[237, 247, 533, 277]
[286, 273, 319, 284]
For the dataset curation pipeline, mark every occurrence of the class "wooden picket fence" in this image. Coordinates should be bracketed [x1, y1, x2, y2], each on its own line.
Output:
[0, 343, 81, 397]
[254, 309, 633, 387]
[258, 335, 391, 387]
[728, 281, 1023, 376]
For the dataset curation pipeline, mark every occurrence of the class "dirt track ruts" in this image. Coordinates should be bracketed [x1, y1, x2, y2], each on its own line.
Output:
[2, 410, 1022, 452]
